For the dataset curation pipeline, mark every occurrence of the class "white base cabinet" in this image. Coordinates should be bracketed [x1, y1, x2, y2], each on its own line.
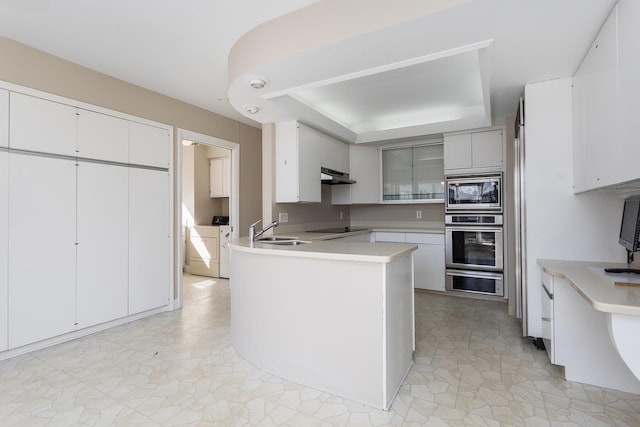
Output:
[8, 154, 77, 348]
[189, 225, 220, 277]
[374, 232, 445, 291]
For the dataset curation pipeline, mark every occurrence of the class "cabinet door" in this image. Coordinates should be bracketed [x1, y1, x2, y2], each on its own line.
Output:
[209, 157, 230, 198]
[0, 151, 7, 351]
[129, 168, 170, 314]
[77, 109, 129, 163]
[406, 233, 445, 291]
[10, 92, 78, 156]
[8, 154, 77, 348]
[298, 126, 322, 203]
[351, 145, 380, 204]
[129, 122, 171, 168]
[275, 121, 298, 202]
[579, 7, 619, 189]
[443, 133, 471, 171]
[0, 89, 8, 149]
[335, 140, 350, 173]
[616, 1, 640, 185]
[77, 162, 129, 328]
[471, 130, 503, 169]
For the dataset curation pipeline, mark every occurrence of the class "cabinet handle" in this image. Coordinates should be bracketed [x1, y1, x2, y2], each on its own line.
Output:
[542, 283, 553, 300]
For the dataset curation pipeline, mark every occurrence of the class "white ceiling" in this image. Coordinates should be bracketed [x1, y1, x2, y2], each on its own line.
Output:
[0, 0, 617, 143]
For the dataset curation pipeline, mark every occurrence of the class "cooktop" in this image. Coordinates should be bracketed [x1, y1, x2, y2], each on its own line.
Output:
[307, 227, 368, 234]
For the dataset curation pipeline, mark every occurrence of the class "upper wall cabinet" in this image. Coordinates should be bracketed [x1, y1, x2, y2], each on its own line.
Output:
[332, 145, 380, 205]
[572, 5, 619, 192]
[210, 157, 230, 198]
[382, 144, 444, 202]
[0, 89, 7, 149]
[276, 120, 350, 203]
[10, 92, 78, 156]
[129, 122, 171, 168]
[573, 1, 640, 193]
[77, 109, 129, 163]
[443, 129, 504, 173]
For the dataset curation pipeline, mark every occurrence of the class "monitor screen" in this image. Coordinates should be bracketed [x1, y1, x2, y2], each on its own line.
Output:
[619, 196, 640, 252]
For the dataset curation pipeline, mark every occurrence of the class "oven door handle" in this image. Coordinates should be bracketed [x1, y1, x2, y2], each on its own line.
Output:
[445, 226, 504, 233]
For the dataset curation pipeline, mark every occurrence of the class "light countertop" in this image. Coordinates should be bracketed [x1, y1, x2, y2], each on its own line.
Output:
[230, 236, 417, 263]
[538, 259, 640, 316]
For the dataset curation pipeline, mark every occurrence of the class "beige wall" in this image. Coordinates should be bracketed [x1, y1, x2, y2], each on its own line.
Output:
[350, 203, 444, 227]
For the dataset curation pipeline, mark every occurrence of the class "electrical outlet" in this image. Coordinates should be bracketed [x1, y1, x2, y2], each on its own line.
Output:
[339, 211, 343, 220]
[278, 212, 289, 223]
[416, 210, 422, 219]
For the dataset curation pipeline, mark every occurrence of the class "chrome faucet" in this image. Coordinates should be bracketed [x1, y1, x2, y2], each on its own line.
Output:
[249, 219, 278, 243]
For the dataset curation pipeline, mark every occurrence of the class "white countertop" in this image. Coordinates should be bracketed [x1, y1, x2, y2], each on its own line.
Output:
[538, 259, 640, 316]
[230, 236, 417, 263]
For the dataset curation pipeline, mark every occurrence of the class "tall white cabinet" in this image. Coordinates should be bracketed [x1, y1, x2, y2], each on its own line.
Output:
[8, 154, 78, 348]
[129, 168, 170, 314]
[0, 84, 173, 357]
[77, 162, 129, 328]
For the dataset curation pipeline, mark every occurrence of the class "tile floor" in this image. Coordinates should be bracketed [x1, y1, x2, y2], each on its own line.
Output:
[1, 274, 639, 426]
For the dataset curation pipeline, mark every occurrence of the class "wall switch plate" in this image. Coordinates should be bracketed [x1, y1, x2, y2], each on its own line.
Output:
[278, 212, 289, 223]
[416, 210, 422, 219]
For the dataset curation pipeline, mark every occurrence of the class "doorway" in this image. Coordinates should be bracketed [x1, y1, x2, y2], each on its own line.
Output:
[175, 128, 239, 309]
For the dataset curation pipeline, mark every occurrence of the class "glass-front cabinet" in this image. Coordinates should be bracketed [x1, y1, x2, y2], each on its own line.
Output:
[382, 144, 444, 202]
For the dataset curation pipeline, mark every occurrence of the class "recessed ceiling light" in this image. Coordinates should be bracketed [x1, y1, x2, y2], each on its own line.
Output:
[245, 105, 260, 114]
[249, 77, 267, 89]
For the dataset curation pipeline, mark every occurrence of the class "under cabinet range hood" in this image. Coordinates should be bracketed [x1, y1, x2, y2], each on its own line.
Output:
[320, 167, 356, 185]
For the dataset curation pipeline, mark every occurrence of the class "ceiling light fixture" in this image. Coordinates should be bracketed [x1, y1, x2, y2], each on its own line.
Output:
[245, 105, 260, 114]
[249, 77, 267, 89]
[181, 139, 200, 147]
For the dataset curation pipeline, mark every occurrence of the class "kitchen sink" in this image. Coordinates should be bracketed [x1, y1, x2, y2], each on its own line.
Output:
[263, 240, 310, 246]
[256, 236, 298, 242]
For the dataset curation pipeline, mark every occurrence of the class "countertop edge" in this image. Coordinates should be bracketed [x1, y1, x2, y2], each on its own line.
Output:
[538, 259, 640, 316]
[230, 239, 418, 263]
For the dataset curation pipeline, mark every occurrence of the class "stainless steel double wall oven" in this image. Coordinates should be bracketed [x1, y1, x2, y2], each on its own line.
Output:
[445, 174, 504, 296]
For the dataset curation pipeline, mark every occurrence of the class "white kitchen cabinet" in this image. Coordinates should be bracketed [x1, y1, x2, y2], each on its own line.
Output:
[129, 168, 171, 314]
[572, 5, 619, 191]
[573, 1, 640, 192]
[9, 92, 77, 156]
[209, 157, 230, 198]
[444, 129, 503, 173]
[617, 0, 640, 187]
[129, 121, 171, 168]
[540, 271, 555, 363]
[332, 145, 380, 205]
[382, 144, 444, 202]
[335, 139, 350, 173]
[275, 120, 321, 203]
[77, 109, 129, 163]
[0, 151, 7, 351]
[8, 154, 77, 348]
[0, 89, 8, 148]
[76, 162, 129, 329]
[374, 231, 445, 291]
[189, 226, 220, 277]
[406, 233, 445, 291]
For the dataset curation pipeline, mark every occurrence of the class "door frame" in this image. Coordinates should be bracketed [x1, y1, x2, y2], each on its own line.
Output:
[174, 128, 239, 309]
